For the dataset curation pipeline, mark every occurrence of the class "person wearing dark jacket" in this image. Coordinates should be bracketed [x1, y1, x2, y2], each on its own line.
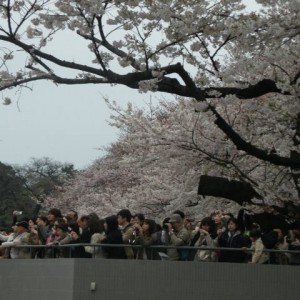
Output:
[218, 217, 247, 263]
[101, 215, 127, 259]
[70, 215, 92, 258]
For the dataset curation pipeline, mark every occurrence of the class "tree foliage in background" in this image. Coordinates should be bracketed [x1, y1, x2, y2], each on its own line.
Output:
[0, 161, 35, 227]
[1, 0, 300, 216]
[15, 157, 76, 213]
[45, 96, 297, 222]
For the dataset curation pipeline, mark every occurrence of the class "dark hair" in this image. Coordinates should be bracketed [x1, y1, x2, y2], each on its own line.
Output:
[117, 209, 132, 222]
[143, 219, 157, 236]
[87, 217, 104, 235]
[48, 208, 62, 219]
[173, 210, 185, 219]
[28, 216, 37, 223]
[133, 213, 145, 222]
[79, 215, 90, 222]
[201, 217, 216, 233]
[56, 223, 68, 232]
[66, 210, 78, 221]
[68, 221, 80, 234]
[105, 215, 119, 234]
[55, 217, 66, 225]
[88, 212, 100, 221]
[250, 228, 261, 239]
[37, 215, 47, 223]
[227, 217, 239, 229]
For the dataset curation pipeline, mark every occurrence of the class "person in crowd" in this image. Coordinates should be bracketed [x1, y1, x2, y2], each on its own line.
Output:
[47, 208, 63, 232]
[0, 225, 18, 258]
[32, 215, 50, 258]
[185, 218, 196, 232]
[218, 217, 247, 263]
[154, 217, 170, 256]
[134, 219, 160, 259]
[248, 228, 269, 264]
[117, 209, 134, 259]
[212, 210, 227, 234]
[70, 215, 92, 258]
[48, 223, 72, 258]
[193, 217, 218, 262]
[286, 223, 300, 265]
[273, 228, 290, 265]
[66, 210, 78, 223]
[45, 218, 66, 258]
[25, 217, 40, 258]
[164, 213, 190, 261]
[101, 215, 127, 259]
[84, 218, 106, 258]
[36, 215, 50, 245]
[0, 221, 32, 259]
[132, 213, 145, 226]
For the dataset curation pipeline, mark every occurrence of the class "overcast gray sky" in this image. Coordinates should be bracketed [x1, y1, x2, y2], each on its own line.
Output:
[0, 0, 259, 170]
[0, 79, 157, 169]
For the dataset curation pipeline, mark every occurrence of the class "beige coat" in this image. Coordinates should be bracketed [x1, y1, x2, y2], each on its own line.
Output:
[250, 238, 269, 264]
[121, 224, 135, 259]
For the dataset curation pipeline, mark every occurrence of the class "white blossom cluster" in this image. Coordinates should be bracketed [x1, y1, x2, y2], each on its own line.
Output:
[45, 95, 298, 220]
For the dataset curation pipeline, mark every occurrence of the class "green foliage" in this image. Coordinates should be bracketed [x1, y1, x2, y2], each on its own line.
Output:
[15, 157, 76, 208]
[0, 162, 35, 227]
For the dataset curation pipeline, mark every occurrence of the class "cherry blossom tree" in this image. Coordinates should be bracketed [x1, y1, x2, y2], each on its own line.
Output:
[45, 95, 298, 224]
[1, 1, 300, 219]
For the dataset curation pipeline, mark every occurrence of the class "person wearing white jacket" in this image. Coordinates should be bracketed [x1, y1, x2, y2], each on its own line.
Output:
[249, 229, 269, 264]
[0, 221, 31, 259]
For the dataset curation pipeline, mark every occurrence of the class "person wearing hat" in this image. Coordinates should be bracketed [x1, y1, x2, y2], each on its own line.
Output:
[164, 213, 190, 261]
[0, 221, 31, 259]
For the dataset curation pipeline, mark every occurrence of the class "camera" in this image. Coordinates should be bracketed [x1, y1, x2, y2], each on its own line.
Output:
[14, 211, 23, 216]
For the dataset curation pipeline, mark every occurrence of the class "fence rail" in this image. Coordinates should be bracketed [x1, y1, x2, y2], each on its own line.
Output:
[2, 243, 300, 262]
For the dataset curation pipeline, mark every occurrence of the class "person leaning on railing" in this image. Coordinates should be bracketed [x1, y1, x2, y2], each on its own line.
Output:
[84, 217, 106, 258]
[0, 221, 32, 259]
[101, 215, 127, 259]
[164, 214, 191, 261]
[247, 229, 269, 264]
[193, 217, 218, 262]
[133, 219, 160, 260]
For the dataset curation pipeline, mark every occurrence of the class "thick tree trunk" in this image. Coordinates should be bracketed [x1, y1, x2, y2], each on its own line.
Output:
[198, 175, 262, 205]
[198, 175, 300, 230]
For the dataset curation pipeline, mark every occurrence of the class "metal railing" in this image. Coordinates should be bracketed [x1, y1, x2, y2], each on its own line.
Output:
[1, 243, 300, 264]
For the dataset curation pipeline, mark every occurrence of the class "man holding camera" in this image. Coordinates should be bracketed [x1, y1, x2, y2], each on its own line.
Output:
[164, 214, 190, 261]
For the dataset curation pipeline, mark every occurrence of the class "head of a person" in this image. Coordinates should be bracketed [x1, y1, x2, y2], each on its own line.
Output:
[132, 213, 145, 225]
[56, 223, 68, 238]
[36, 215, 47, 226]
[169, 213, 183, 231]
[142, 219, 157, 236]
[173, 210, 185, 220]
[105, 215, 119, 233]
[200, 217, 215, 234]
[47, 208, 62, 223]
[54, 217, 66, 227]
[77, 215, 89, 229]
[28, 217, 36, 229]
[249, 228, 261, 242]
[66, 210, 78, 222]
[227, 217, 239, 233]
[87, 217, 104, 235]
[117, 209, 132, 226]
[68, 221, 80, 235]
[88, 212, 100, 222]
[15, 221, 29, 234]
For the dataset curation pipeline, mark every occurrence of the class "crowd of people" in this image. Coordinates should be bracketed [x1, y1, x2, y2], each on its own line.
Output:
[0, 208, 300, 265]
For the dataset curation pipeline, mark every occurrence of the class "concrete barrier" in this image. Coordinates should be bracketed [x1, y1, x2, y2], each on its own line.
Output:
[0, 259, 299, 300]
